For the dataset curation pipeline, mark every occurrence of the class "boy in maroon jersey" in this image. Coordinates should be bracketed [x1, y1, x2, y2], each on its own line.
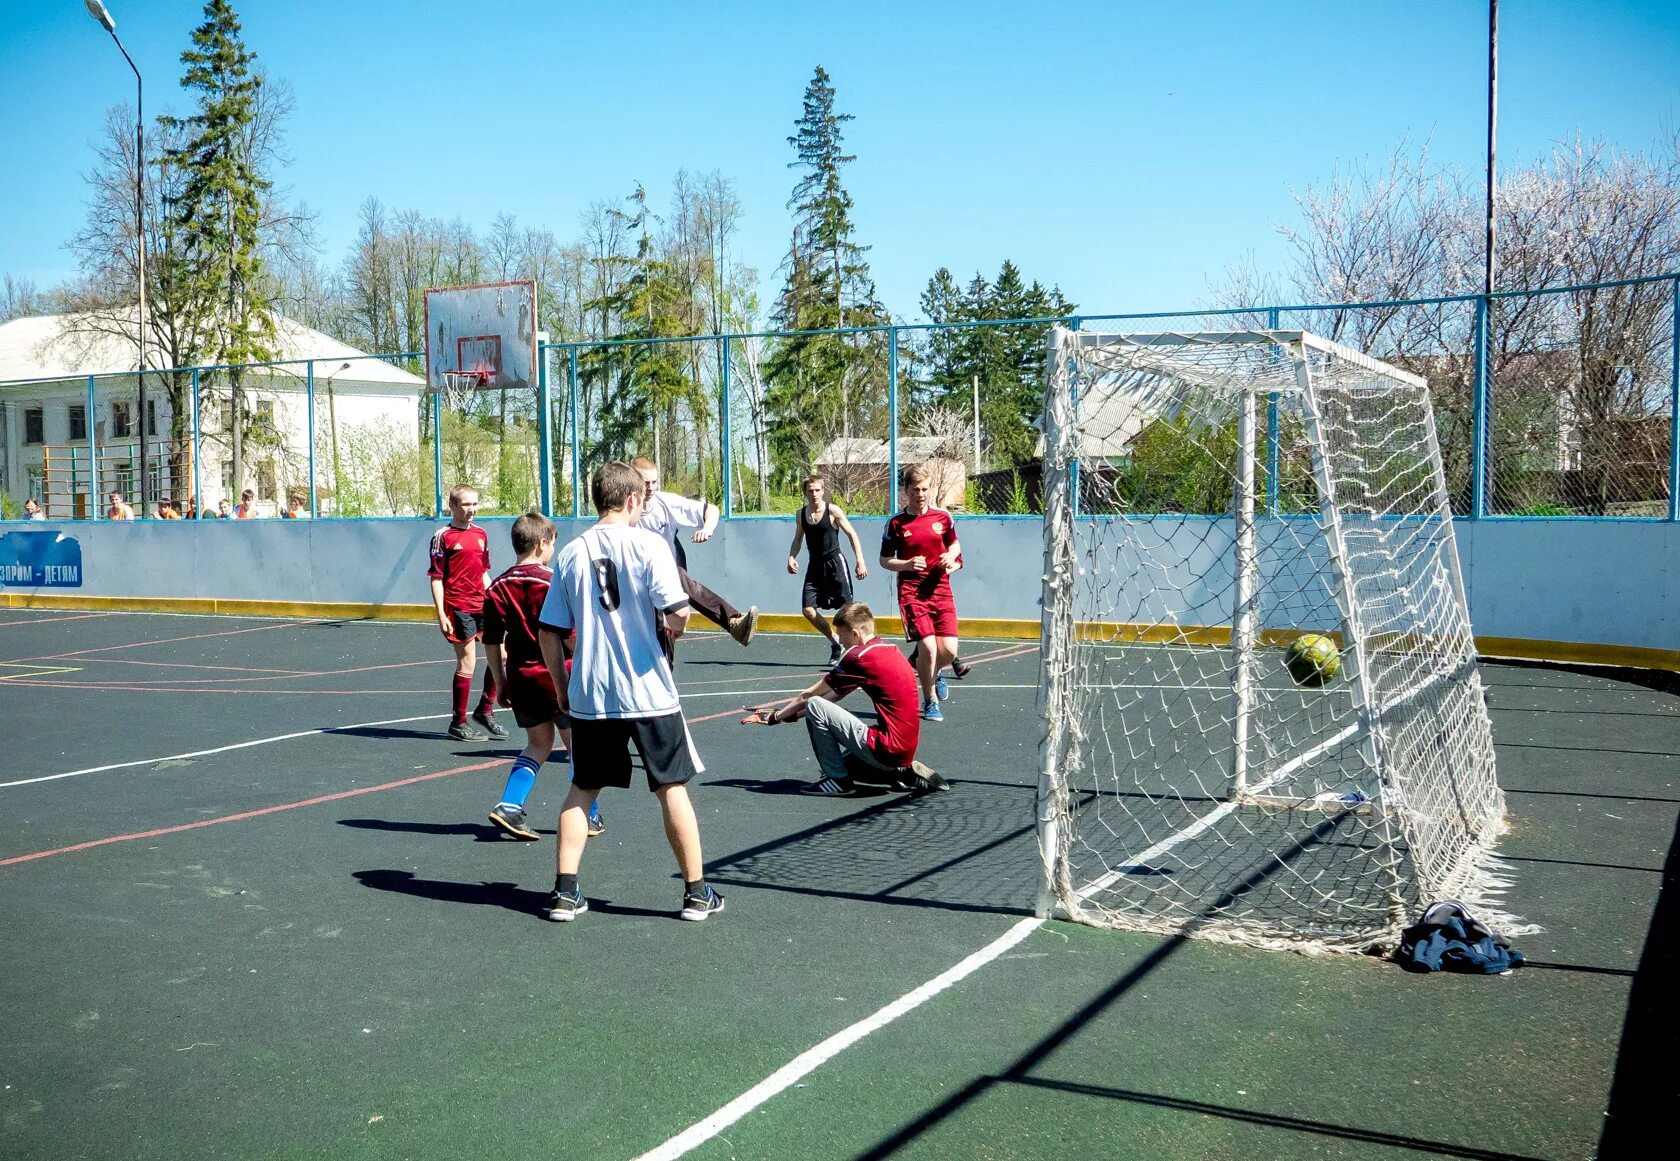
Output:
[744, 602, 948, 797]
[879, 463, 965, 722]
[427, 483, 503, 742]
[482, 512, 604, 841]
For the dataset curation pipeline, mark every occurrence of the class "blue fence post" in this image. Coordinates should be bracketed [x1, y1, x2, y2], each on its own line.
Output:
[1266, 307, 1281, 513]
[1670, 277, 1679, 523]
[1471, 296, 1491, 519]
[887, 329, 899, 514]
[305, 361, 318, 517]
[432, 392, 444, 518]
[191, 369, 201, 518]
[538, 345, 553, 517]
[86, 374, 100, 520]
[720, 339, 732, 518]
[568, 346, 581, 519]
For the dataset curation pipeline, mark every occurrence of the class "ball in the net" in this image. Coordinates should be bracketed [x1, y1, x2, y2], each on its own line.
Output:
[1285, 634, 1341, 686]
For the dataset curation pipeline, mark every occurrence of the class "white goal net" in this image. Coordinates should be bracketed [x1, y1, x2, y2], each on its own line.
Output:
[1037, 327, 1511, 952]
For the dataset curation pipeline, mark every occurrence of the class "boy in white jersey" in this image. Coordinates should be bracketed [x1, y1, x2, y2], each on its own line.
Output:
[535, 460, 724, 922]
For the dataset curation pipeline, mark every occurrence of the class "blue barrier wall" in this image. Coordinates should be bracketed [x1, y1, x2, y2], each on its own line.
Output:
[0, 516, 1672, 656]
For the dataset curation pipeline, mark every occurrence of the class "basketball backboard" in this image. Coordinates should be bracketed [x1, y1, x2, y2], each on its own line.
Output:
[423, 280, 539, 391]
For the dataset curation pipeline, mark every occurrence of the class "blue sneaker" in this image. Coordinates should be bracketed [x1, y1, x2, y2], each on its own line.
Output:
[586, 801, 606, 837]
[922, 701, 944, 722]
[934, 674, 949, 701]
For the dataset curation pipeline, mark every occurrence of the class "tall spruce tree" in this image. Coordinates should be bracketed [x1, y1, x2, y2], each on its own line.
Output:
[765, 67, 890, 490]
[917, 260, 1074, 468]
[161, 0, 277, 496]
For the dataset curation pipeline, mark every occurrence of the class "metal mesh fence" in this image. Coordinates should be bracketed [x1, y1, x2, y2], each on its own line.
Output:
[2, 278, 1676, 523]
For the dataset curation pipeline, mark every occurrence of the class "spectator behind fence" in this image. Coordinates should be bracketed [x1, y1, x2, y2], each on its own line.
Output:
[214, 499, 231, 519]
[23, 498, 45, 521]
[234, 490, 257, 519]
[107, 492, 134, 520]
[283, 493, 310, 519]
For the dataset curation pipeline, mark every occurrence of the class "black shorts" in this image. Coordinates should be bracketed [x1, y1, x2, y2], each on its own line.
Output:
[570, 713, 702, 791]
[801, 553, 854, 612]
[448, 609, 483, 642]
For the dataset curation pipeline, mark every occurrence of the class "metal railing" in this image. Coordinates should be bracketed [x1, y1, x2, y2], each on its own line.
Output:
[1, 274, 1674, 522]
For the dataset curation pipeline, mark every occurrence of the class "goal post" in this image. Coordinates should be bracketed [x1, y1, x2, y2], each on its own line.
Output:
[1036, 327, 1512, 952]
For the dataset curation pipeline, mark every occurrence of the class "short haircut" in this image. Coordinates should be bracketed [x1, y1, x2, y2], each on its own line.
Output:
[832, 602, 875, 635]
[592, 461, 643, 514]
[511, 511, 556, 555]
[899, 463, 930, 487]
[241, 489, 255, 500]
[803, 474, 826, 488]
[447, 483, 478, 506]
[629, 455, 657, 473]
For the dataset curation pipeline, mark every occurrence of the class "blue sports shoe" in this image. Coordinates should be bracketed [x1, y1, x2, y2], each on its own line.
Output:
[934, 674, 949, 701]
[922, 701, 944, 722]
[586, 801, 606, 837]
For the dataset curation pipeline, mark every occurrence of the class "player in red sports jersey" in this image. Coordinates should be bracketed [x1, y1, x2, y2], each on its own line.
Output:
[482, 512, 604, 841]
[879, 463, 966, 722]
[427, 483, 503, 742]
[742, 601, 948, 797]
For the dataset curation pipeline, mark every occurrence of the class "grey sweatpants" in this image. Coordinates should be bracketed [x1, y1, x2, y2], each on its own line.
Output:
[804, 696, 899, 783]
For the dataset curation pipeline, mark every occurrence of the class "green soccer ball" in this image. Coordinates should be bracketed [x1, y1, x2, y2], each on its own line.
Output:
[1285, 634, 1341, 687]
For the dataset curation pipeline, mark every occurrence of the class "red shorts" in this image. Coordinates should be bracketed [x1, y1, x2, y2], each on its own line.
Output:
[899, 587, 959, 642]
[505, 664, 571, 729]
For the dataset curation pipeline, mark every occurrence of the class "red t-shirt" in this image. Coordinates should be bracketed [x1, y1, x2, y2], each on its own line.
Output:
[882, 508, 958, 600]
[427, 523, 491, 614]
[482, 562, 558, 675]
[825, 636, 921, 766]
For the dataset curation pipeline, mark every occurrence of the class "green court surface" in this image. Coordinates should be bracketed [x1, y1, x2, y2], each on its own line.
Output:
[0, 610, 1673, 1160]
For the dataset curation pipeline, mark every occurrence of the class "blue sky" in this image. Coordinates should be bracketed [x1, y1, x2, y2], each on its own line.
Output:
[1, 0, 1676, 326]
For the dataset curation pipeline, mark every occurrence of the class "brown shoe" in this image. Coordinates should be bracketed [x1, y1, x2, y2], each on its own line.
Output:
[727, 607, 759, 646]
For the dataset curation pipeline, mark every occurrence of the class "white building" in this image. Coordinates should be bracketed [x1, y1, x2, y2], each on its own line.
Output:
[0, 312, 424, 517]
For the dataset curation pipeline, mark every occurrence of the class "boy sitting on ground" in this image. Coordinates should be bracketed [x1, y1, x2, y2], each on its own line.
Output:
[743, 601, 950, 798]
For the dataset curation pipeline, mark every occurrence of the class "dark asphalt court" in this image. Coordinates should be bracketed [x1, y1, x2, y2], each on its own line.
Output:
[0, 608, 1673, 1160]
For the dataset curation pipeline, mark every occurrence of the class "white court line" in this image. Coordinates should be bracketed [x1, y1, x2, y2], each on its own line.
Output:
[0, 713, 450, 789]
[633, 916, 1045, 1161]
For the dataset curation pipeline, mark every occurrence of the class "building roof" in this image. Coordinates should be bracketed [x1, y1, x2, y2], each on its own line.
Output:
[815, 436, 960, 466]
[0, 311, 424, 388]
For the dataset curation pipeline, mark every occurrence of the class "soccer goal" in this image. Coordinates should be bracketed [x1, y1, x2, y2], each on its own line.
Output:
[1036, 327, 1510, 952]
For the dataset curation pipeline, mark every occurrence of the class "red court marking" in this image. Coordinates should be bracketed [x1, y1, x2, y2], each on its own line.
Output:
[0, 757, 504, 867]
[0, 612, 119, 628]
[29, 619, 321, 662]
[4, 701, 771, 866]
[74, 657, 315, 676]
[41, 657, 446, 687]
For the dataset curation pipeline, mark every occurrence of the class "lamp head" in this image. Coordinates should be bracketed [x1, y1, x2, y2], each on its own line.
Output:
[85, 1, 117, 34]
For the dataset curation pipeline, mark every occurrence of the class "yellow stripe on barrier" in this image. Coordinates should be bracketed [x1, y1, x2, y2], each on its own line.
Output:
[3, 592, 1675, 674]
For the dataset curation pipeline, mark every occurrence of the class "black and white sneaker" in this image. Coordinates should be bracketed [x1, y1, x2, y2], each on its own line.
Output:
[472, 710, 508, 740]
[544, 889, 588, 922]
[448, 720, 487, 742]
[903, 761, 951, 795]
[951, 656, 972, 679]
[799, 776, 857, 797]
[680, 887, 726, 921]
[488, 802, 539, 840]
[828, 641, 844, 664]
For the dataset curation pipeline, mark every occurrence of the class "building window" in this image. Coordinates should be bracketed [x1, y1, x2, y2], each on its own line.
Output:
[69, 404, 87, 442]
[23, 407, 44, 445]
[111, 400, 134, 438]
[27, 465, 45, 500]
[255, 398, 276, 432]
[258, 460, 278, 502]
[146, 399, 159, 437]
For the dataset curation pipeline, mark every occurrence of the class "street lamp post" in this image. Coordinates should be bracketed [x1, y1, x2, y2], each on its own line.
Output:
[85, 0, 148, 511]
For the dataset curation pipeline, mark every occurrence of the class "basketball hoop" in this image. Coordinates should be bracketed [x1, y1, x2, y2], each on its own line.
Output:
[441, 369, 493, 392]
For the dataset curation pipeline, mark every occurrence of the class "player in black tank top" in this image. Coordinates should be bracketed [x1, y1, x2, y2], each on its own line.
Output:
[786, 475, 870, 662]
